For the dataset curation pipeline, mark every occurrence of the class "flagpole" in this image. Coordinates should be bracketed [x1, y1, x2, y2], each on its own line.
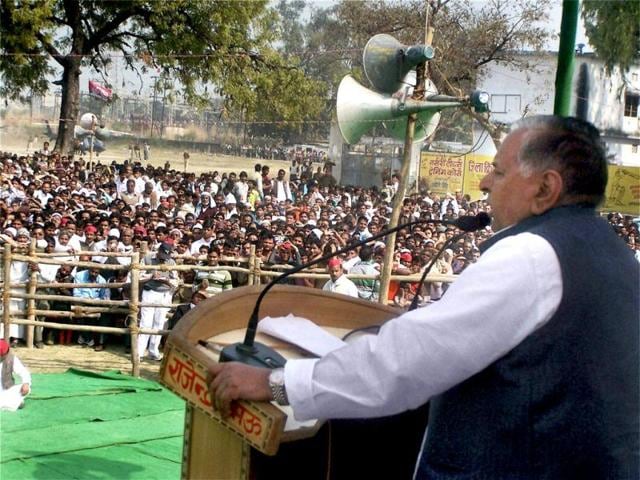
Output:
[89, 134, 94, 172]
[89, 115, 96, 172]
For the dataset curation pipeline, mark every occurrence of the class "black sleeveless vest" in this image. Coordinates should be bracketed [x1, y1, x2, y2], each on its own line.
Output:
[418, 205, 639, 479]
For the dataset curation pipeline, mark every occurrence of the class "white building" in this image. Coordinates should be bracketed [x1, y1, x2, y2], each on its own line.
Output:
[478, 51, 640, 166]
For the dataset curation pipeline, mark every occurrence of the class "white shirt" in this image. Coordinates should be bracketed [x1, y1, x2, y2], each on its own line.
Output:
[342, 255, 361, 273]
[322, 274, 359, 298]
[190, 237, 213, 256]
[285, 232, 562, 421]
[33, 190, 53, 208]
[233, 181, 249, 203]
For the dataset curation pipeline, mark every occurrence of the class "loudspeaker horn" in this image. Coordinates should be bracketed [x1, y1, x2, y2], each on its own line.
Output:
[363, 34, 434, 94]
[336, 75, 465, 144]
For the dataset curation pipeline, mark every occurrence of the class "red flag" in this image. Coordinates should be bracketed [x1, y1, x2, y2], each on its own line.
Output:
[88, 80, 112, 101]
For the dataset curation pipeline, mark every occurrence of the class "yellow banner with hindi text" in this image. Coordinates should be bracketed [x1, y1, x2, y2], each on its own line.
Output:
[420, 152, 494, 201]
[603, 165, 640, 216]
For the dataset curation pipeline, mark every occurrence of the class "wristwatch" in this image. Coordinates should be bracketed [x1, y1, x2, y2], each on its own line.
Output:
[268, 368, 289, 406]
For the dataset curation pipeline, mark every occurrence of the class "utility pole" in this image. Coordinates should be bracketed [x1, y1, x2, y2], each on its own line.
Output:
[160, 83, 166, 139]
[150, 76, 158, 138]
[554, 0, 579, 116]
[378, 4, 433, 304]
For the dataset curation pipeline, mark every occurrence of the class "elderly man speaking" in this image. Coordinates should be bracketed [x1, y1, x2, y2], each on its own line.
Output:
[207, 116, 639, 479]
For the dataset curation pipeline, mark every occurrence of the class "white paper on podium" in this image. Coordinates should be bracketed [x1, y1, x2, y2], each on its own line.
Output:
[257, 314, 347, 357]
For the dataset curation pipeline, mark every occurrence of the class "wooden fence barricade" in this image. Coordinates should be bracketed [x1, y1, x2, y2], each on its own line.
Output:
[0, 245, 458, 375]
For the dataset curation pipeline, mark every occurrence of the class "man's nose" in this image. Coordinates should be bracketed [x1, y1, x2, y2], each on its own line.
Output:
[479, 173, 491, 192]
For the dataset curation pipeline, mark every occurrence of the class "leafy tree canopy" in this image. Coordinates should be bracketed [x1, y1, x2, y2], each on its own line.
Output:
[582, 0, 640, 76]
[273, 0, 552, 144]
[0, 0, 325, 150]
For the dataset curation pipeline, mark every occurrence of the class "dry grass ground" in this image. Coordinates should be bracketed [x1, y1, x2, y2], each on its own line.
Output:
[14, 342, 162, 381]
[0, 128, 292, 177]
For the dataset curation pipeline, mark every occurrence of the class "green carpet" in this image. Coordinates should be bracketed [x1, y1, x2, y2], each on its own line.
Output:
[0, 369, 185, 479]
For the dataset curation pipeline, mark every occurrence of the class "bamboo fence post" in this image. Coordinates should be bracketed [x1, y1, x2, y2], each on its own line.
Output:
[129, 251, 141, 377]
[247, 244, 256, 286]
[254, 252, 262, 286]
[2, 245, 11, 341]
[140, 241, 148, 258]
[25, 239, 37, 348]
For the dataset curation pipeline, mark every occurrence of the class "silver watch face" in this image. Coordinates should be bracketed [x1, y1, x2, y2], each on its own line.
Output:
[269, 368, 285, 386]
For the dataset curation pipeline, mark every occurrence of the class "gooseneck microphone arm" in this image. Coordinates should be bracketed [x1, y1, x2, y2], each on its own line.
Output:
[218, 213, 490, 368]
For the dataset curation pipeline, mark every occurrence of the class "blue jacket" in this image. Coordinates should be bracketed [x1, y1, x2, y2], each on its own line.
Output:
[419, 205, 639, 479]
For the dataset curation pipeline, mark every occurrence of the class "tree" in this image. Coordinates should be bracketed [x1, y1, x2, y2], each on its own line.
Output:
[329, 0, 552, 146]
[582, 0, 640, 76]
[0, 0, 324, 152]
[268, 0, 552, 147]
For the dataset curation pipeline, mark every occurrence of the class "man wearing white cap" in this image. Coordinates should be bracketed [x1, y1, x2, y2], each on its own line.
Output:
[190, 223, 213, 256]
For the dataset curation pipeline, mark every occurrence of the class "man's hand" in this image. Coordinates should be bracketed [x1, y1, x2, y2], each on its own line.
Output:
[20, 383, 29, 396]
[206, 362, 272, 417]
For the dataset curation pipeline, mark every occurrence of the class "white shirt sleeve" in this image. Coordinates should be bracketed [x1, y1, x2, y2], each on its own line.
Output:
[285, 233, 563, 421]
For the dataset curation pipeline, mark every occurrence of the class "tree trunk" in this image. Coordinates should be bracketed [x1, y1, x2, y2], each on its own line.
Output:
[55, 58, 82, 154]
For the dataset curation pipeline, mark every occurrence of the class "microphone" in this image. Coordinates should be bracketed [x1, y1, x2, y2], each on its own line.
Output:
[217, 213, 491, 368]
[452, 212, 490, 232]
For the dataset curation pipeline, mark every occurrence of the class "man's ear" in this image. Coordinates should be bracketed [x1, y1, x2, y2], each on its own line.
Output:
[531, 170, 564, 215]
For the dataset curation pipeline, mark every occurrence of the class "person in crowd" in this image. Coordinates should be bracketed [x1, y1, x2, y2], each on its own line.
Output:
[73, 265, 109, 350]
[348, 245, 380, 302]
[193, 246, 233, 297]
[272, 169, 292, 202]
[0, 339, 31, 411]
[252, 163, 264, 197]
[138, 241, 178, 361]
[261, 165, 272, 197]
[206, 116, 639, 479]
[4, 228, 30, 345]
[105, 269, 131, 353]
[141, 181, 158, 209]
[322, 257, 358, 297]
[168, 290, 207, 330]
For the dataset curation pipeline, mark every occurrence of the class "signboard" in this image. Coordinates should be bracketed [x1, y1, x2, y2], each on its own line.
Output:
[161, 344, 284, 455]
[421, 154, 640, 216]
[603, 165, 640, 215]
[420, 152, 493, 201]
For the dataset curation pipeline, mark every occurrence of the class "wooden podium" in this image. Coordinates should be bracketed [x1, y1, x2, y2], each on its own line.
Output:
[160, 285, 429, 479]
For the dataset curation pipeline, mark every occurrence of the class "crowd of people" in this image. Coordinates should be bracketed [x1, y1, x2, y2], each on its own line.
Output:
[0, 144, 637, 358]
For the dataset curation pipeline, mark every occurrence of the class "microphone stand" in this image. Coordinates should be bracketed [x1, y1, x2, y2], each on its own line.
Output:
[219, 219, 429, 367]
[218, 214, 489, 368]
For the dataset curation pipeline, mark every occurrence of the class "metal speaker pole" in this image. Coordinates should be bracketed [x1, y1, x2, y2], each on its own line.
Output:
[336, 75, 469, 145]
[385, 77, 440, 143]
[363, 34, 434, 94]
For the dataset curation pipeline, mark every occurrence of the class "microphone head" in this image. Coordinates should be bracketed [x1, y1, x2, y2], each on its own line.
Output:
[475, 212, 491, 229]
[456, 212, 491, 232]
